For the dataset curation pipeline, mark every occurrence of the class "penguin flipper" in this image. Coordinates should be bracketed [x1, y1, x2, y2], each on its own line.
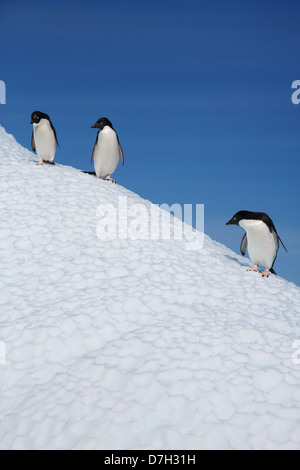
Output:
[240, 233, 247, 256]
[50, 121, 59, 148]
[117, 135, 124, 165]
[277, 234, 288, 253]
[270, 268, 277, 275]
[91, 131, 99, 164]
[31, 131, 36, 152]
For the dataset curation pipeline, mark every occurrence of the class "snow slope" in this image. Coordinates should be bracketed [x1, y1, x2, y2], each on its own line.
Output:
[0, 125, 299, 450]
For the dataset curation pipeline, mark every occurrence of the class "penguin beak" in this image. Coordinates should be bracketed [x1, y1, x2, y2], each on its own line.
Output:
[226, 218, 238, 226]
[30, 120, 34, 124]
[91, 123, 97, 129]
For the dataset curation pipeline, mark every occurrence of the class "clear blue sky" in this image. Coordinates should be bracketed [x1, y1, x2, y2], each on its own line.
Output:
[1, 0, 299, 285]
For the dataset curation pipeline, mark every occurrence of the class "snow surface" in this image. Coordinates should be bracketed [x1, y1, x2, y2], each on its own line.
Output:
[0, 125, 300, 450]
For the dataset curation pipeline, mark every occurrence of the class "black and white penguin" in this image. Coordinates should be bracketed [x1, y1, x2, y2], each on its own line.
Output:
[91, 117, 124, 183]
[226, 211, 287, 277]
[31, 111, 59, 165]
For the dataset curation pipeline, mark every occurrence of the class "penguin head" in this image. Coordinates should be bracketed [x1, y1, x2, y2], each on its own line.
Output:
[226, 211, 252, 226]
[227, 210, 280, 237]
[31, 111, 50, 125]
[91, 117, 113, 130]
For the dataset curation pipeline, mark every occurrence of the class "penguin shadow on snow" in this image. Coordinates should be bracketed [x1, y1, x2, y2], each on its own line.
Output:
[224, 255, 250, 269]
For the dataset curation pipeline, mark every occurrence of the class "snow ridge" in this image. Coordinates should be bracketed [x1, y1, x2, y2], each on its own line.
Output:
[0, 125, 299, 450]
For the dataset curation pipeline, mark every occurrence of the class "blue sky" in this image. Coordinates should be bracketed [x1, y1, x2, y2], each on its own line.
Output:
[0, 0, 299, 285]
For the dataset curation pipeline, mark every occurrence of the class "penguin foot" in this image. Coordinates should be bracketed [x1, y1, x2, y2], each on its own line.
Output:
[36, 162, 43, 166]
[105, 175, 116, 184]
[247, 265, 258, 272]
[260, 269, 270, 278]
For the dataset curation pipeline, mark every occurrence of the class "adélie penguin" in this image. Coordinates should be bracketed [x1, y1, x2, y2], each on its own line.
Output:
[31, 111, 59, 165]
[226, 211, 287, 277]
[91, 117, 124, 183]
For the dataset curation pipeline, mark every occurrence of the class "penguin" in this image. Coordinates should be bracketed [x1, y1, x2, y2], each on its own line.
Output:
[31, 111, 59, 165]
[91, 117, 124, 183]
[226, 211, 287, 277]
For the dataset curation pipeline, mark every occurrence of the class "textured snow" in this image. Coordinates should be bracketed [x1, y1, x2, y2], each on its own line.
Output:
[0, 125, 300, 450]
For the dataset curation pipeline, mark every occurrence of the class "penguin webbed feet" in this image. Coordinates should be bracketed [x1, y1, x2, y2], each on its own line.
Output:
[105, 175, 116, 184]
[260, 269, 270, 278]
[247, 265, 258, 272]
[36, 160, 55, 166]
[247, 266, 272, 277]
[98, 175, 116, 184]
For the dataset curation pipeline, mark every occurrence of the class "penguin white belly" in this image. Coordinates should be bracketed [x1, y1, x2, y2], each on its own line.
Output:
[94, 127, 119, 177]
[245, 221, 278, 268]
[34, 120, 56, 162]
